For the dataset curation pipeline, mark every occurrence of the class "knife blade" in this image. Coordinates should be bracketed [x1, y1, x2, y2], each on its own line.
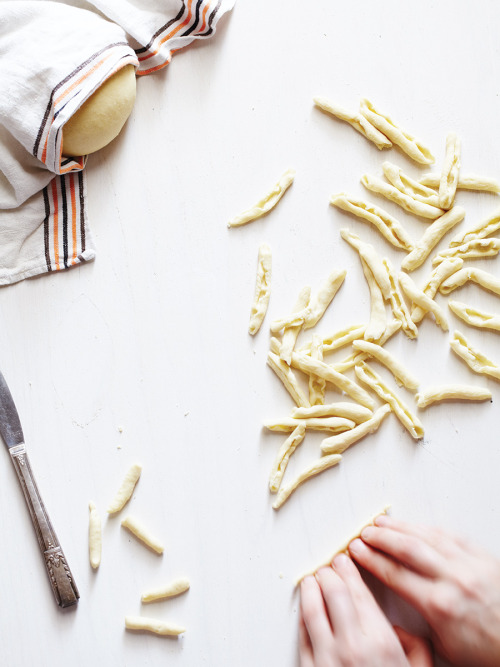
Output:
[0, 371, 79, 607]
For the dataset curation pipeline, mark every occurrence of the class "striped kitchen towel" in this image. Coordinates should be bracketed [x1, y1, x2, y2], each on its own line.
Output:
[0, 0, 234, 285]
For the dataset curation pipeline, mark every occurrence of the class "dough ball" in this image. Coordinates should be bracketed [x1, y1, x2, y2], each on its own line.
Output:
[62, 64, 136, 157]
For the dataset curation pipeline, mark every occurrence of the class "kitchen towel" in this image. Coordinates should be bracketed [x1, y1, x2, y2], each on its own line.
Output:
[0, 0, 234, 285]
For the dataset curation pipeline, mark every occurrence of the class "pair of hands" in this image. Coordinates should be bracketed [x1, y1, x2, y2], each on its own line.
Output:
[299, 515, 500, 667]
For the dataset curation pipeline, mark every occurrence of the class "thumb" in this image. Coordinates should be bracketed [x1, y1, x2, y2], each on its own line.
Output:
[393, 625, 433, 667]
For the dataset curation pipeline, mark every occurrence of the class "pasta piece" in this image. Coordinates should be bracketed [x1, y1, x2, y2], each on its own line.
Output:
[313, 97, 392, 149]
[309, 335, 326, 405]
[321, 404, 391, 455]
[361, 257, 387, 341]
[125, 616, 185, 636]
[384, 260, 419, 338]
[291, 402, 373, 423]
[439, 133, 461, 209]
[88, 501, 102, 570]
[359, 99, 434, 164]
[415, 385, 492, 409]
[107, 463, 142, 515]
[299, 324, 366, 354]
[330, 193, 414, 251]
[450, 330, 500, 380]
[303, 269, 347, 330]
[141, 578, 190, 603]
[333, 319, 401, 373]
[296, 505, 391, 584]
[440, 266, 500, 297]
[420, 173, 500, 193]
[228, 169, 295, 227]
[268, 425, 306, 493]
[401, 206, 465, 272]
[272, 454, 342, 510]
[267, 351, 311, 408]
[432, 238, 500, 265]
[121, 516, 164, 555]
[340, 228, 392, 298]
[264, 417, 356, 433]
[398, 271, 448, 332]
[248, 244, 272, 335]
[448, 300, 500, 332]
[449, 209, 500, 247]
[354, 361, 424, 439]
[382, 161, 441, 207]
[361, 174, 444, 220]
[280, 286, 311, 364]
[290, 351, 376, 409]
[411, 258, 463, 324]
[352, 340, 419, 391]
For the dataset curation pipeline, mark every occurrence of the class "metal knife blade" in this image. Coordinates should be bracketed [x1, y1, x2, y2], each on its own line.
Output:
[0, 371, 79, 607]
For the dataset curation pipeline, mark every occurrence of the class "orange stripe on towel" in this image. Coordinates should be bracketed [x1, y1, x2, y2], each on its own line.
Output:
[138, 0, 194, 62]
[69, 174, 78, 263]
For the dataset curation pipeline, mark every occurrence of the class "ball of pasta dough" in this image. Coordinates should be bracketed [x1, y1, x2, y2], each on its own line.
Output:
[62, 64, 136, 157]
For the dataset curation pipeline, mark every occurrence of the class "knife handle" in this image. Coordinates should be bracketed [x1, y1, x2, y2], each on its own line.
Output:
[9, 444, 79, 608]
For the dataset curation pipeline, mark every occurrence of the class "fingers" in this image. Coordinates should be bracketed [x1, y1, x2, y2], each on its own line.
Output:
[315, 565, 359, 637]
[331, 553, 389, 632]
[374, 515, 465, 559]
[298, 614, 315, 667]
[349, 538, 433, 617]
[360, 524, 446, 577]
[300, 576, 334, 658]
[394, 626, 433, 667]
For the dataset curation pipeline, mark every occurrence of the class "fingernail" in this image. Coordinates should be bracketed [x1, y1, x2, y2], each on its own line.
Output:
[360, 526, 376, 540]
[332, 552, 350, 569]
[348, 538, 364, 554]
[374, 514, 391, 527]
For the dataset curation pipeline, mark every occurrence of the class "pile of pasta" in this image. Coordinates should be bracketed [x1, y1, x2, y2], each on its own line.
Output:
[232, 98, 500, 510]
[89, 463, 190, 637]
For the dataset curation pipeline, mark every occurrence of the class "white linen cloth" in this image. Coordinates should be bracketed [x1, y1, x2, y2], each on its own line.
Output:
[0, 0, 234, 285]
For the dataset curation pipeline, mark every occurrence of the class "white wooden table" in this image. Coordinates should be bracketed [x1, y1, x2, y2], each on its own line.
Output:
[1, 1, 500, 665]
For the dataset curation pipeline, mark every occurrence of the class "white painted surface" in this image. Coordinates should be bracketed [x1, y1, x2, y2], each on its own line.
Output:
[1, 1, 500, 665]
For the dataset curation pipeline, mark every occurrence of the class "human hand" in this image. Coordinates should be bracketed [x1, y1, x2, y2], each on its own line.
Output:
[299, 552, 432, 667]
[349, 515, 500, 667]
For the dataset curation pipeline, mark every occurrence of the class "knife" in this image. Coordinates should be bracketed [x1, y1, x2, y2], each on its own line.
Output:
[0, 371, 79, 607]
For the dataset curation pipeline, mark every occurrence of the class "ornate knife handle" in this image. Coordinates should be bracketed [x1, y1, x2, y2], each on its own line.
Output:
[9, 444, 79, 608]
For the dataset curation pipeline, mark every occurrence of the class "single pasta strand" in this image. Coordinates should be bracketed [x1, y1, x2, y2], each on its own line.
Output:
[359, 98, 434, 164]
[440, 266, 500, 297]
[439, 133, 461, 209]
[449, 330, 500, 380]
[432, 238, 500, 266]
[352, 339, 419, 391]
[361, 173, 444, 220]
[141, 578, 190, 603]
[268, 425, 306, 494]
[416, 385, 491, 409]
[360, 257, 387, 341]
[291, 402, 373, 423]
[107, 463, 142, 514]
[420, 173, 500, 193]
[330, 192, 414, 251]
[309, 334, 326, 405]
[299, 324, 366, 354]
[448, 300, 500, 332]
[264, 417, 356, 434]
[125, 616, 185, 636]
[280, 286, 312, 364]
[449, 209, 500, 247]
[272, 454, 342, 510]
[401, 206, 465, 272]
[228, 169, 295, 227]
[248, 244, 272, 335]
[384, 260, 418, 338]
[88, 501, 101, 570]
[121, 516, 164, 554]
[267, 351, 311, 408]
